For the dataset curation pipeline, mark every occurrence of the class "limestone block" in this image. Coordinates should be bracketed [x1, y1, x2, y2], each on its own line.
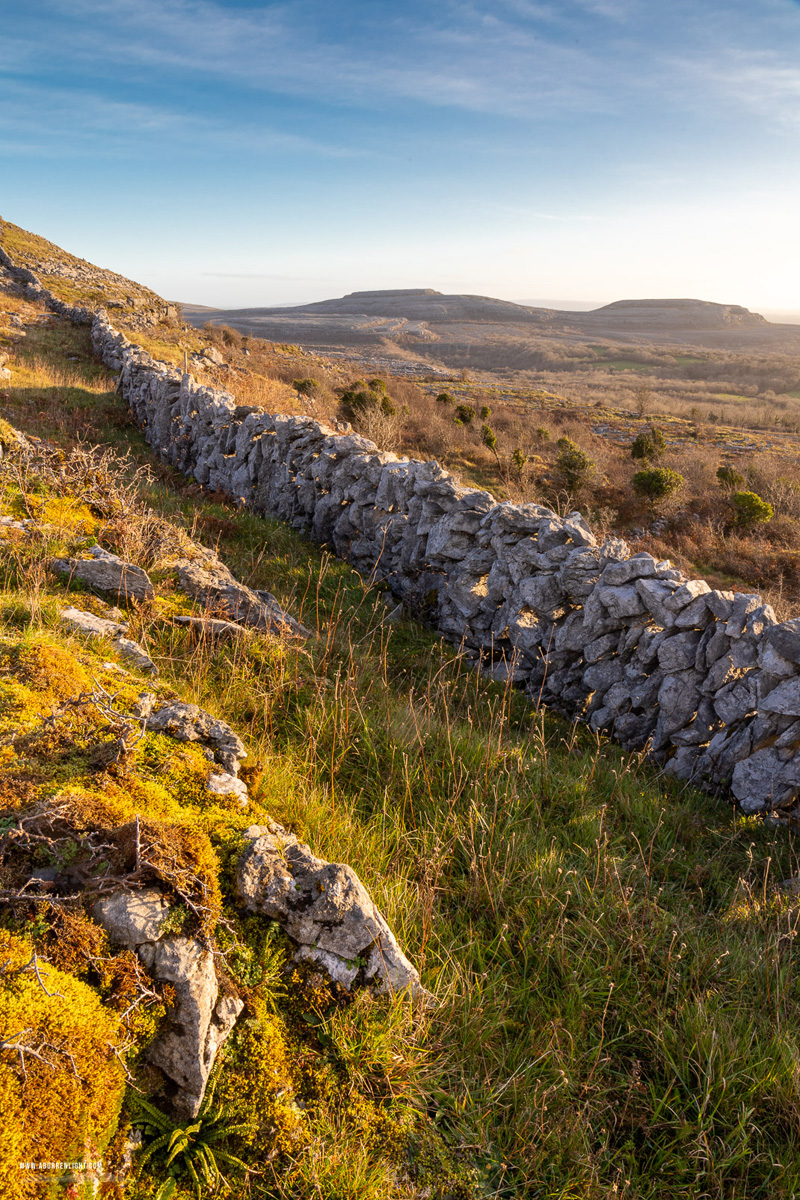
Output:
[93, 888, 171, 947]
[51, 545, 154, 604]
[658, 631, 702, 673]
[596, 585, 646, 620]
[635, 578, 680, 627]
[760, 677, 800, 717]
[765, 619, 800, 665]
[600, 553, 657, 587]
[237, 827, 422, 997]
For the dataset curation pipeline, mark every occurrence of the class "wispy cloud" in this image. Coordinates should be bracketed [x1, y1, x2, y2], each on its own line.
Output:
[0, 77, 361, 159]
[3, 0, 645, 118]
[675, 48, 800, 126]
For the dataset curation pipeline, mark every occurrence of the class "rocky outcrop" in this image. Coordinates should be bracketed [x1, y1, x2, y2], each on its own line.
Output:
[138, 936, 243, 1117]
[237, 824, 422, 996]
[93, 888, 243, 1117]
[52, 545, 154, 604]
[173, 557, 309, 638]
[145, 701, 246, 776]
[60, 605, 157, 673]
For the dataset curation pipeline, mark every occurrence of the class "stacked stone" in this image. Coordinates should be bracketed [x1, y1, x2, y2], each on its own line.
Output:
[9, 255, 800, 819]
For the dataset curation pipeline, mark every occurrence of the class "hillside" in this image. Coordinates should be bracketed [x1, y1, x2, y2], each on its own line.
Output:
[3, 219, 800, 1198]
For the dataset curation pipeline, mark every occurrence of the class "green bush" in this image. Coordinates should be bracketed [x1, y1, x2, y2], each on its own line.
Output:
[731, 490, 773, 529]
[632, 466, 684, 504]
[630, 426, 666, 461]
[454, 404, 476, 425]
[479, 405, 492, 421]
[338, 379, 396, 422]
[481, 425, 499, 460]
[292, 377, 319, 397]
[435, 391, 455, 406]
[555, 437, 595, 493]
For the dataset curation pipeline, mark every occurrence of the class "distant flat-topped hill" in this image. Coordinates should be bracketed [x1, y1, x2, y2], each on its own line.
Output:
[182, 290, 800, 368]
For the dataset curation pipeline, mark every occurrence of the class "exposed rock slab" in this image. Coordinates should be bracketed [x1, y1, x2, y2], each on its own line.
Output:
[93, 887, 171, 946]
[236, 825, 422, 997]
[174, 558, 309, 639]
[172, 614, 249, 641]
[52, 545, 154, 604]
[60, 605, 157, 674]
[146, 701, 246, 775]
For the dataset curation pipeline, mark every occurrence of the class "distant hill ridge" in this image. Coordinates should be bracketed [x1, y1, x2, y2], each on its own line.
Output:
[182, 286, 798, 362]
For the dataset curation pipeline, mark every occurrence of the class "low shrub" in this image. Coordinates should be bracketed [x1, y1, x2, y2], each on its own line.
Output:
[632, 466, 684, 505]
[731, 490, 773, 530]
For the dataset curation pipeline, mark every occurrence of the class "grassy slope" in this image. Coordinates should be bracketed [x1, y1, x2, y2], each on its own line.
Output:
[2, 280, 800, 1198]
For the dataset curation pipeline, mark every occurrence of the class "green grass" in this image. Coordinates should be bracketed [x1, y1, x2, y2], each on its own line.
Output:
[599, 360, 653, 373]
[4, 313, 800, 1197]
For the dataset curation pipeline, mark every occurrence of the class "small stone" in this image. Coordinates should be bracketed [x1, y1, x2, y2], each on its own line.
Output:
[207, 771, 248, 807]
[114, 636, 157, 674]
[60, 605, 128, 639]
[93, 887, 172, 947]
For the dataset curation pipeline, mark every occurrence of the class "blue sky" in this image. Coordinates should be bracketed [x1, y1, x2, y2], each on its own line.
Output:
[2, 0, 799, 311]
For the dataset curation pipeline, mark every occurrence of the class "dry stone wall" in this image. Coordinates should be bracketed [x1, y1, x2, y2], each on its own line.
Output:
[5, 246, 800, 818]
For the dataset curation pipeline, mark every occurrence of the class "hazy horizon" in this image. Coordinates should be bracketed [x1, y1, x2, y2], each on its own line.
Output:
[2, 1, 799, 314]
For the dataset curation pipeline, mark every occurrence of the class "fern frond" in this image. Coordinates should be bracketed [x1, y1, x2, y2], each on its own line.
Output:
[213, 1147, 252, 1172]
[204, 1121, 258, 1142]
[165, 1132, 189, 1168]
[130, 1095, 173, 1130]
[197, 1142, 219, 1186]
[185, 1156, 202, 1200]
[134, 1131, 173, 1176]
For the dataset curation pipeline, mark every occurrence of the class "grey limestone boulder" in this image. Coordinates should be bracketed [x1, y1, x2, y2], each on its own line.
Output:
[731, 749, 800, 814]
[146, 701, 246, 775]
[138, 936, 244, 1117]
[237, 825, 422, 997]
[51, 545, 154, 604]
[93, 887, 172, 946]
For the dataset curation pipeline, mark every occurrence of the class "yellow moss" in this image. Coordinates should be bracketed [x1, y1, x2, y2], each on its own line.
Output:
[23, 494, 99, 538]
[216, 997, 309, 1157]
[0, 637, 94, 743]
[0, 932, 125, 1200]
[11, 639, 91, 699]
[0, 419, 18, 449]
